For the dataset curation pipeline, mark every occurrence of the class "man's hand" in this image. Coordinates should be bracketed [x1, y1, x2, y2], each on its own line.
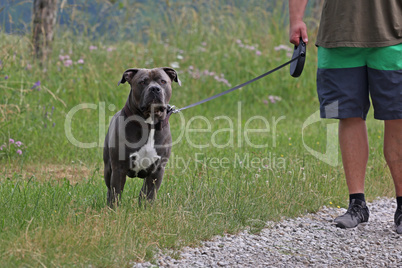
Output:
[289, 0, 309, 46]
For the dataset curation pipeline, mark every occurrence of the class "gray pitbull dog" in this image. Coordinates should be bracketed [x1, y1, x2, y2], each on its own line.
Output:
[103, 67, 180, 206]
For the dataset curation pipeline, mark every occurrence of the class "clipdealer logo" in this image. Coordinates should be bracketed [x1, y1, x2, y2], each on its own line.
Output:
[302, 101, 339, 167]
[64, 101, 340, 167]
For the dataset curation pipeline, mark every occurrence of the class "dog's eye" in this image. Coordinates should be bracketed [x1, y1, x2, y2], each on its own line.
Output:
[139, 80, 146, 85]
[160, 79, 167, 85]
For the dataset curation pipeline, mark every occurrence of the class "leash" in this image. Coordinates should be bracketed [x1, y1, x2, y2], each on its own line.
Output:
[170, 51, 304, 114]
[125, 39, 307, 127]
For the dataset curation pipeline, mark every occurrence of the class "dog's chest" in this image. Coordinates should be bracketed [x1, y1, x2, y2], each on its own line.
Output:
[129, 119, 161, 175]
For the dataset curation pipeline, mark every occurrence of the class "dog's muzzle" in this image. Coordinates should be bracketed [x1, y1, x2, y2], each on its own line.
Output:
[141, 88, 166, 118]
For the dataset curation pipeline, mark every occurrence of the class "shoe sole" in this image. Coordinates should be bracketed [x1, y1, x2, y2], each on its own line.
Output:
[335, 221, 368, 229]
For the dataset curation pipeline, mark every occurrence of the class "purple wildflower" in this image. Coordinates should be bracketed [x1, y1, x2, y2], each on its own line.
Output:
[274, 44, 292, 52]
[15, 141, 22, 147]
[26, 63, 32, 70]
[77, 58, 84, 64]
[89, 45, 98, 51]
[64, 59, 73, 67]
[188, 66, 231, 86]
[256, 50, 262, 56]
[31, 80, 41, 90]
[9, 138, 14, 144]
[16, 149, 22, 155]
[268, 95, 282, 103]
[220, 78, 231, 87]
[5, 75, 8, 80]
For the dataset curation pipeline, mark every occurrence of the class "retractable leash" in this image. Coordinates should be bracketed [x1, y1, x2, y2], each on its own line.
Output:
[290, 38, 306, 77]
[169, 38, 306, 114]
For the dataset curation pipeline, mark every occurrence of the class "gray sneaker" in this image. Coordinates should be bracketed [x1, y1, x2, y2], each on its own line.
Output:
[395, 207, 402, 234]
[334, 199, 369, 229]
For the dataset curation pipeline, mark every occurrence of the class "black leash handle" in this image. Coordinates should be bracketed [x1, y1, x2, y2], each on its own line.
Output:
[290, 38, 306, 77]
[172, 54, 301, 113]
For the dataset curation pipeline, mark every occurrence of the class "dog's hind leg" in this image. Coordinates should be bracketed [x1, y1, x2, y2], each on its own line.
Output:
[103, 141, 113, 206]
[104, 163, 112, 205]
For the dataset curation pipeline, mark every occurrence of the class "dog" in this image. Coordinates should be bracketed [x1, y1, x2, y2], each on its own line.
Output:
[103, 67, 180, 206]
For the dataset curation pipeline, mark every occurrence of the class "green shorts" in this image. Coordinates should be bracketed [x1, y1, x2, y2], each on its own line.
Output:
[317, 43, 402, 120]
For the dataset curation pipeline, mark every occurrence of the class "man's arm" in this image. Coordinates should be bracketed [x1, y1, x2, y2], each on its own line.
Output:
[289, 0, 309, 45]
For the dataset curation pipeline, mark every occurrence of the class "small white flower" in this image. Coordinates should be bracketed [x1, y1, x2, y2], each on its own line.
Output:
[170, 62, 180, 68]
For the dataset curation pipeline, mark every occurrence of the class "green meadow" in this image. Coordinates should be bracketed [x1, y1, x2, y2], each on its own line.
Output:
[0, 1, 394, 267]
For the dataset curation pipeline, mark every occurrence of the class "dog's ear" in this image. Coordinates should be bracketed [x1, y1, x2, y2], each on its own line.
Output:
[118, 68, 140, 86]
[162, 67, 181, 86]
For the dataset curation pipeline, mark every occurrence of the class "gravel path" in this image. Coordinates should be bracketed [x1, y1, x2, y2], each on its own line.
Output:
[134, 197, 402, 267]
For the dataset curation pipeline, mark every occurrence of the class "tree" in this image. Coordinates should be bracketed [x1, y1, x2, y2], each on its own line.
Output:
[32, 0, 58, 63]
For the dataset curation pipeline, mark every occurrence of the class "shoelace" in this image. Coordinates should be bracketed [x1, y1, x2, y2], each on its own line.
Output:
[349, 204, 366, 220]
[395, 209, 402, 225]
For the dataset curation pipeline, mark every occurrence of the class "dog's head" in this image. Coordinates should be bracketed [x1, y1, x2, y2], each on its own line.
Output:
[118, 67, 181, 120]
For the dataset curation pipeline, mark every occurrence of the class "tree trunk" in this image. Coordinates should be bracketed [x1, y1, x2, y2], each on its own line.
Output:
[32, 0, 58, 63]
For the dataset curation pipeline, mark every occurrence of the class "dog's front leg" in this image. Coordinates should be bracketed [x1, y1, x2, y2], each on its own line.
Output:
[108, 169, 127, 207]
[139, 166, 164, 204]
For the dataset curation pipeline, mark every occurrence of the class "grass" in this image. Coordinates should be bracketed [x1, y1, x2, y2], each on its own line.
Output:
[0, 1, 396, 267]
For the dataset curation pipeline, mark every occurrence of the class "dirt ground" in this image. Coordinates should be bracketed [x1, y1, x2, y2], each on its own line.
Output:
[1, 163, 101, 184]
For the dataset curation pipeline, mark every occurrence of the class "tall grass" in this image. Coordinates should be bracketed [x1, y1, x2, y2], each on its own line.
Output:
[0, 1, 394, 266]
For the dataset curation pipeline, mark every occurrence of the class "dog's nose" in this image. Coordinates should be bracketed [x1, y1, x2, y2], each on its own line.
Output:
[150, 86, 161, 93]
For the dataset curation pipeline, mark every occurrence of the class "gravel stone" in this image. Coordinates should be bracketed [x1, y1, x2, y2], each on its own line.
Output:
[133, 197, 401, 267]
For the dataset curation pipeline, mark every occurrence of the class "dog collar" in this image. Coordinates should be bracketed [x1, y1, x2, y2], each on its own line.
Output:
[122, 100, 173, 130]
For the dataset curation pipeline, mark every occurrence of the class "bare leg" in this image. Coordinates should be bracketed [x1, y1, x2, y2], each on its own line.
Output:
[339, 118, 369, 194]
[384, 119, 402, 196]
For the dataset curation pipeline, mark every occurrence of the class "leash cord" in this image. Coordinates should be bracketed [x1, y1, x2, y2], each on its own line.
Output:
[172, 54, 301, 113]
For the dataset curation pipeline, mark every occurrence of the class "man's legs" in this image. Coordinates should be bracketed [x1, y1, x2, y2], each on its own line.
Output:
[336, 118, 402, 230]
[334, 117, 370, 228]
[384, 119, 402, 233]
[339, 118, 402, 195]
[339, 117, 369, 194]
[384, 119, 402, 196]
